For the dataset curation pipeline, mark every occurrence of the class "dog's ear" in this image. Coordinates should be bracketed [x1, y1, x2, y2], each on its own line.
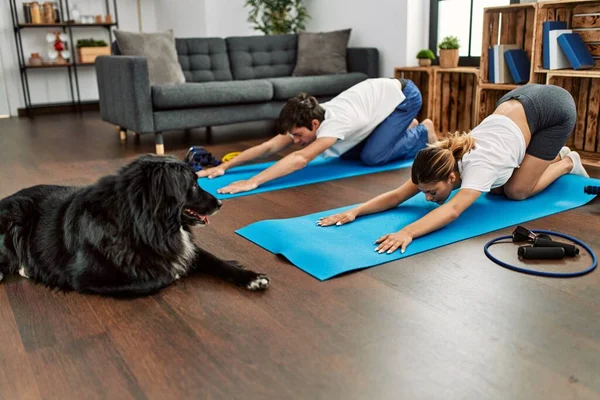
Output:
[0, 196, 36, 232]
[122, 159, 189, 246]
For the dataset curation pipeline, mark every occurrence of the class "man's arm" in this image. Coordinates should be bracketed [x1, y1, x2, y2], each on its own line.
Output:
[197, 134, 293, 178]
[218, 137, 337, 194]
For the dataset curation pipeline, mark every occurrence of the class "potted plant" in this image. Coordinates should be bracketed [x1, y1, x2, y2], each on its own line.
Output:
[438, 35, 460, 68]
[245, 0, 310, 35]
[76, 38, 110, 63]
[416, 49, 435, 67]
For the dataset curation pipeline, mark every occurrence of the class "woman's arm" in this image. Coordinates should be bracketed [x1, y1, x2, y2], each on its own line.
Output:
[318, 178, 420, 226]
[197, 134, 293, 178]
[375, 188, 481, 254]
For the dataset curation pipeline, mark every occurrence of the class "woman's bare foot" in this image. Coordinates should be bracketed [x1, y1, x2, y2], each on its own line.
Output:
[409, 118, 419, 130]
[422, 119, 438, 143]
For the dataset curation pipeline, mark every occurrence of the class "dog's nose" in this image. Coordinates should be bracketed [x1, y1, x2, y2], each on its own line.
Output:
[217, 200, 223, 208]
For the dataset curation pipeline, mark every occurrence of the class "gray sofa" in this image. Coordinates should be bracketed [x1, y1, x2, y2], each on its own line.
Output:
[95, 34, 379, 154]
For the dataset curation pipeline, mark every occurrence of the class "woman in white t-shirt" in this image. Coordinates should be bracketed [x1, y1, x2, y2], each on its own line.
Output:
[198, 78, 438, 194]
[318, 84, 590, 254]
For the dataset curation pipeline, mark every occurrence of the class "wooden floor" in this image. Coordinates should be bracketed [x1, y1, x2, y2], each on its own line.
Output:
[0, 112, 599, 400]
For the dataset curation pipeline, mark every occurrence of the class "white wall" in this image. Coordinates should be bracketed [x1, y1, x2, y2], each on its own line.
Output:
[1, 0, 430, 116]
[304, 0, 429, 77]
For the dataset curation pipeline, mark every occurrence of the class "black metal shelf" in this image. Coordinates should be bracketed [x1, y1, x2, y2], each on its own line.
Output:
[9, 0, 119, 116]
[22, 62, 97, 70]
[17, 22, 117, 29]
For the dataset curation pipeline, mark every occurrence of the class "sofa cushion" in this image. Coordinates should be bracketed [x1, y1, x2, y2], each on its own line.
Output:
[226, 34, 297, 80]
[176, 38, 232, 82]
[113, 29, 185, 85]
[293, 29, 352, 76]
[267, 72, 367, 101]
[152, 80, 274, 110]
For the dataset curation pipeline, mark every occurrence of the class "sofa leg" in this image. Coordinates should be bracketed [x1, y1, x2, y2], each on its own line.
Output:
[206, 126, 213, 144]
[155, 132, 165, 155]
[118, 126, 127, 141]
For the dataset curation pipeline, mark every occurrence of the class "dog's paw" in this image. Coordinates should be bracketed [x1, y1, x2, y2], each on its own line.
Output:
[0, 272, 3, 282]
[246, 274, 270, 291]
[19, 267, 29, 279]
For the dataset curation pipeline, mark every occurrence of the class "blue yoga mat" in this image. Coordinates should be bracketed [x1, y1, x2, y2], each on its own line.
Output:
[198, 156, 414, 199]
[236, 174, 600, 280]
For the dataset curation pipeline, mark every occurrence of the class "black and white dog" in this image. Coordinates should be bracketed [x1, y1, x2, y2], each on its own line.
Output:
[0, 155, 269, 296]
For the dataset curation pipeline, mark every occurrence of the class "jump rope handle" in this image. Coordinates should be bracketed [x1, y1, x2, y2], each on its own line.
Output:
[533, 238, 579, 257]
[518, 246, 565, 260]
[584, 185, 600, 195]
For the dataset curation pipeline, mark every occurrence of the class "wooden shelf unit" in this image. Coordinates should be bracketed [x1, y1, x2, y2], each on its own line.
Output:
[396, 1, 600, 164]
[394, 66, 479, 138]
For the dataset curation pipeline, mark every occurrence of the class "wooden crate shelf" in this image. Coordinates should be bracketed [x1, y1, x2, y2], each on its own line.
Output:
[480, 4, 537, 84]
[433, 68, 479, 136]
[395, 2, 600, 164]
[393, 67, 434, 122]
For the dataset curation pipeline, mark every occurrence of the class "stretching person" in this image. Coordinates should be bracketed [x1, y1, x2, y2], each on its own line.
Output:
[197, 78, 437, 194]
[318, 84, 589, 254]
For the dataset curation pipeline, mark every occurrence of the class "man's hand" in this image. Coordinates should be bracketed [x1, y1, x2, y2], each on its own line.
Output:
[374, 230, 413, 254]
[317, 210, 358, 227]
[197, 166, 226, 179]
[217, 180, 258, 194]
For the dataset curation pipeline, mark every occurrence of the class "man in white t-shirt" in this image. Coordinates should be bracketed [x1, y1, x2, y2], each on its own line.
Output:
[198, 78, 438, 194]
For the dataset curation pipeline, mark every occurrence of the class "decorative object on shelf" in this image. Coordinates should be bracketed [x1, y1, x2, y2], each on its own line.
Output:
[76, 38, 110, 63]
[438, 35, 460, 68]
[95, 15, 103, 23]
[105, 14, 113, 24]
[70, 2, 80, 23]
[245, 0, 310, 34]
[42, 1, 55, 24]
[50, 31, 69, 64]
[28, 52, 43, 66]
[23, 2, 32, 23]
[30, 1, 42, 24]
[416, 49, 435, 67]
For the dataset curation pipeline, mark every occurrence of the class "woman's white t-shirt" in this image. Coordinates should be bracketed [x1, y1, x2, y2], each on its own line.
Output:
[316, 78, 406, 158]
[458, 114, 526, 192]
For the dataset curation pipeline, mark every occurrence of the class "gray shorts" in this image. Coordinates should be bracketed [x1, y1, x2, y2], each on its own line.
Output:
[496, 84, 576, 161]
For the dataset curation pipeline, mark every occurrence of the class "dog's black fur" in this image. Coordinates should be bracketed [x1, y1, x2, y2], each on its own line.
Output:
[0, 155, 269, 296]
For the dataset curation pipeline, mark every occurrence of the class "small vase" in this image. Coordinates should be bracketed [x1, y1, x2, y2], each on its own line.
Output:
[418, 58, 432, 67]
[439, 49, 459, 68]
[29, 52, 43, 66]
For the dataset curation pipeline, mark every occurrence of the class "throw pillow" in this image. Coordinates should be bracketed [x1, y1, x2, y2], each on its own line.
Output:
[113, 29, 185, 85]
[292, 29, 351, 76]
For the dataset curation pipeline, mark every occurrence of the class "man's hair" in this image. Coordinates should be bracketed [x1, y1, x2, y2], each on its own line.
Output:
[277, 93, 325, 134]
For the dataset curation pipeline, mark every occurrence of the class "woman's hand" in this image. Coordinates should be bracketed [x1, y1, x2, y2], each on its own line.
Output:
[317, 210, 358, 227]
[374, 230, 413, 254]
[217, 180, 258, 194]
[197, 166, 226, 179]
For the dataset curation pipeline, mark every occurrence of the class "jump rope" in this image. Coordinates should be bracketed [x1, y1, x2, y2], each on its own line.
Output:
[483, 185, 598, 277]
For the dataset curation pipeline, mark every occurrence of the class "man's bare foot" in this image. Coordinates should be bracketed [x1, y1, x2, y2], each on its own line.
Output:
[422, 119, 438, 143]
[409, 118, 419, 130]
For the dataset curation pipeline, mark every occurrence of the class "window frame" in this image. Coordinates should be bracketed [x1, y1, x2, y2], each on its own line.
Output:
[428, 0, 519, 67]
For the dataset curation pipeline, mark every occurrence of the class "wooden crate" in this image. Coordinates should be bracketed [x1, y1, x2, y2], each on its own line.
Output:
[433, 67, 479, 136]
[77, 46, 111, 63]
[548, 75, 600, 154]
[480, 4, 537, 84]
[393, 67, 434, 122]
[534, 1, 600, 75]
[475, 88, 512, 126]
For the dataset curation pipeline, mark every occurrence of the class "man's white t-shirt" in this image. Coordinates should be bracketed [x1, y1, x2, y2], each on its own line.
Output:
[458, 114, 526, 192]
[316, 78, 406, 158]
